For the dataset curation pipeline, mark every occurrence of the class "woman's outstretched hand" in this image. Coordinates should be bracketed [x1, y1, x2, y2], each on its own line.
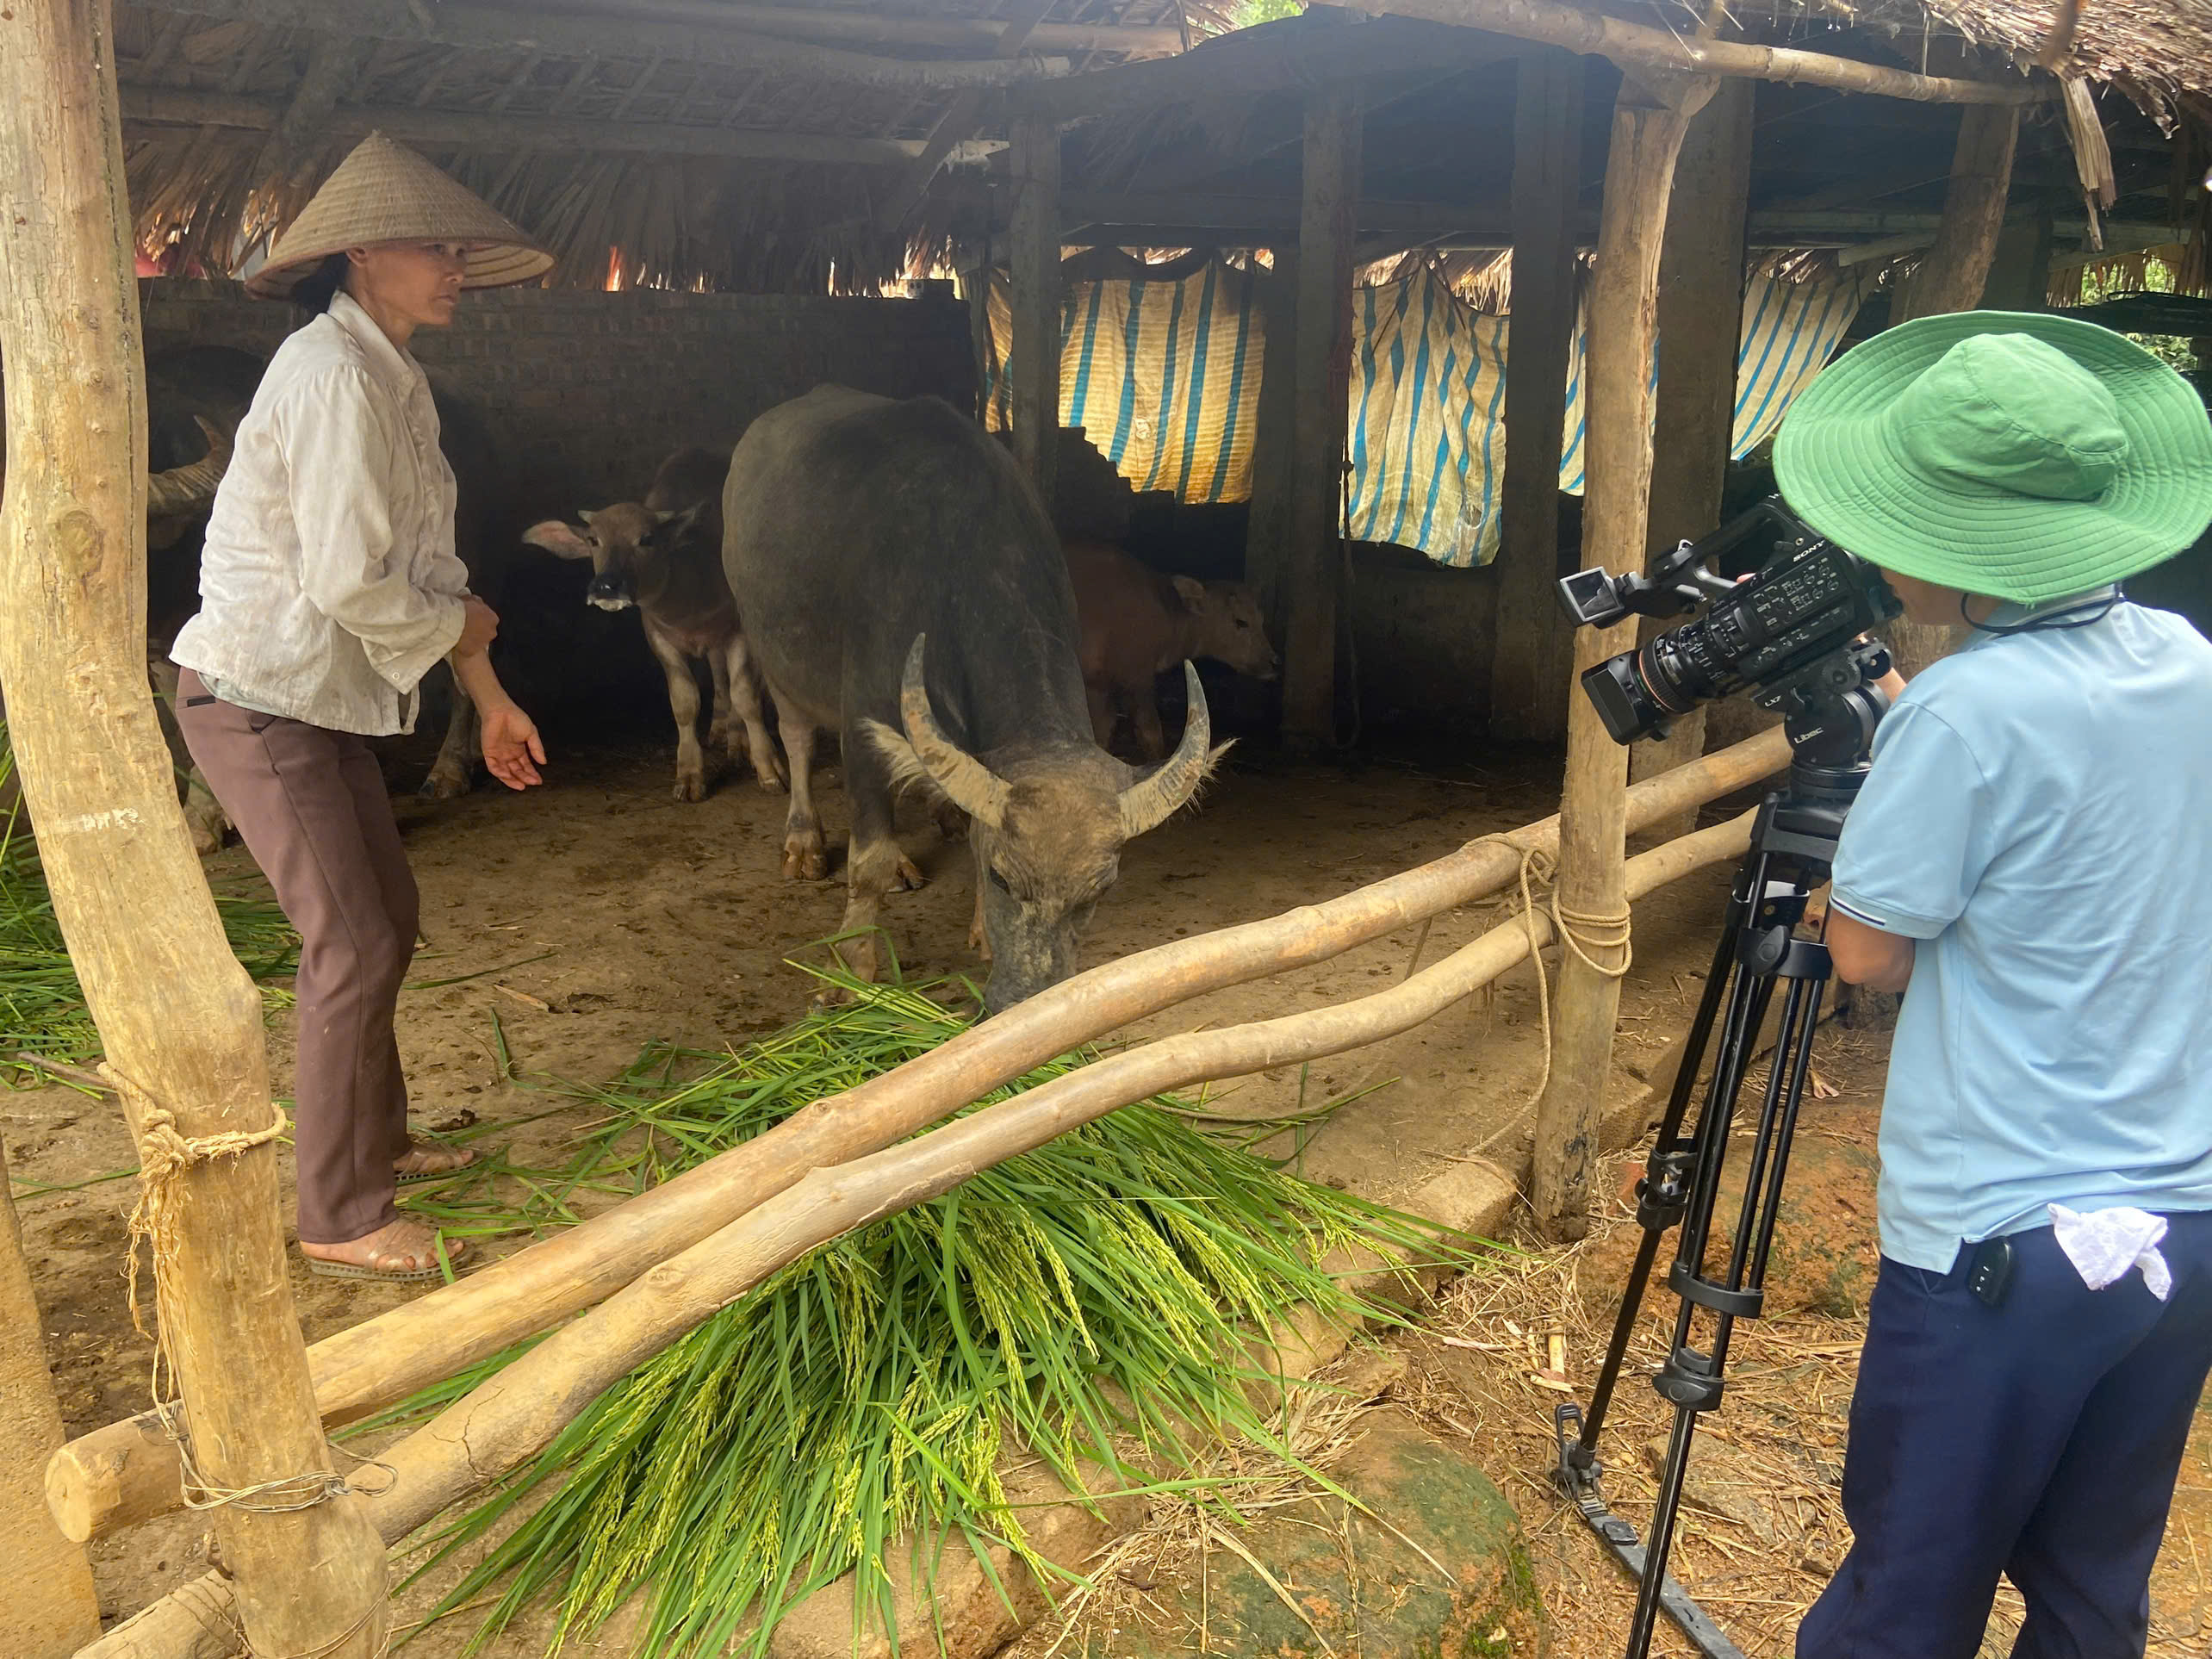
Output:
[480, 699, 545, 790]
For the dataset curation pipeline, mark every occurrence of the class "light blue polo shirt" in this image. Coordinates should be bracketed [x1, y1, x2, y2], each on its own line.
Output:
[1830, 595, 2212, 1272]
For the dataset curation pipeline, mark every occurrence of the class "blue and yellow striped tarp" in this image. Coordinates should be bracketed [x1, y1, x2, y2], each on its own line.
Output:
[985, 263, 1262, 503]
[984, 260, 1866, 569]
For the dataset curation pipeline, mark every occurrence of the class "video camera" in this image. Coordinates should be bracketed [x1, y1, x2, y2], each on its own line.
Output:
[1554, 498, 1902, 768]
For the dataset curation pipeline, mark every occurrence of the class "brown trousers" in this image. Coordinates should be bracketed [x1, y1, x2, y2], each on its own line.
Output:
[174, 668, 416, 1244]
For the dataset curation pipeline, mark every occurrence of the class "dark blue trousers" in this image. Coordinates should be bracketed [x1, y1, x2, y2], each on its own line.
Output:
[1799, 1210, 2212, 1659]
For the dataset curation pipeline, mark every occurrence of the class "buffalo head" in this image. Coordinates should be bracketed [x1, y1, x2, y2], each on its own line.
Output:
[867, 635, 1221, 1014]
[523, 500, 706, 611]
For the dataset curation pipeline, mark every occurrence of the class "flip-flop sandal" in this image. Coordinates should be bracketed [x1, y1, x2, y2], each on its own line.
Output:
[395, 1146, 488, 1185]
[304, 1240, 469, 1283]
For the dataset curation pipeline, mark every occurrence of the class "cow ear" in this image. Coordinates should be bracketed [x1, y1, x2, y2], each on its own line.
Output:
[1169, 575, 1207, 607]
[523, 519, 595, 561]
[658, 502, 705, 543]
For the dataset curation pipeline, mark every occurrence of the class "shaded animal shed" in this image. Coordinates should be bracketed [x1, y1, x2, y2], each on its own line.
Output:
[5, 3, 2212, 1656]
[113, 0, 2212, 751]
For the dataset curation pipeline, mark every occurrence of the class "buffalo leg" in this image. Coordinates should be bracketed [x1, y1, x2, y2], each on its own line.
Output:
[830, 731, 907, 991]
[779, 695, 828, 882]
[149, 655, 230, 854]
[1130, 687, 1169, 762]
[1085, 679, 1117, 751]
[720, 632, 788, 794]
[644, 622, 709, 803]
[422, 662, 479, 799]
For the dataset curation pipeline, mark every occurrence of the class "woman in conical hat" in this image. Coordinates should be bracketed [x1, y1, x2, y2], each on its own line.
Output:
[169, 133, 553, 1283]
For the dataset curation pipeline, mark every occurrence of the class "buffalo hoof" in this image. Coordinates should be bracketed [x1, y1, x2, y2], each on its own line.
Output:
[755, 768, 788, 797]
[674, 770, 707, 804]
[893, 855, 928, 892]
[782, 845, 829, 882]
[419, 766, 471, 801]
[967, 918, 993, 961]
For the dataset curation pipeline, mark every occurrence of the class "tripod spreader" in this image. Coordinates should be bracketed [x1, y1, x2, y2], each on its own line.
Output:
[1550, 760, 1862, 1659]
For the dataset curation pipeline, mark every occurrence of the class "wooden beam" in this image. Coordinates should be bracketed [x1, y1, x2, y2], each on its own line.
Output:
[1063, 190, 1507, 237]
[250, 32, 373, 186]
[1009, 111, 1061, 514]
[0, 1139, 100, 1658]
[122, 84, 991, 167]
[518, 0, 1186, 57]
[875, 0, 1054, 233]
[0, 2, 389, 1655]
[130, 0, 1077, 89]
[1626, 75, 1754, 830]
[1342, 0, 2044, 105]
[1009, 14, 1520, 121]
[1488, 47, 1584, 743]
[1529, 68, 1717, 1240]
[1243, 251, 1299, 628]
[1280, 87, 1363, 754]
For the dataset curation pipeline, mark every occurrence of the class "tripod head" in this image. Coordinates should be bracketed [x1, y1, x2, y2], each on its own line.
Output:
[1776, 633, 1892, 811]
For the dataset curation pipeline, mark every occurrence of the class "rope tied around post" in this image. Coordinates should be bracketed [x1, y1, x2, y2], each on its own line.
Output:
[102, 1066, 387, 1524]
[1458, 835, 1634, 1163]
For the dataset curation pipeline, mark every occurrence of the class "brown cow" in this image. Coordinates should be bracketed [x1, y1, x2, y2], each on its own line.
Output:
[525, 445, 786, 802]
[1064, 539, 1277, 760]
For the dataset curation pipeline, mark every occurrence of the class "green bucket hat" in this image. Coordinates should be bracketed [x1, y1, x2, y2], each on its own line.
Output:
[1774, 311, 2212, 604]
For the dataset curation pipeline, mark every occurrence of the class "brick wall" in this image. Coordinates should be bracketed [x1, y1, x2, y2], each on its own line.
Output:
[137, 278, 977, 519]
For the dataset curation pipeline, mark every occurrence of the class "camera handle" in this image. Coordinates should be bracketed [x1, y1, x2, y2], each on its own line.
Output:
[1550, 758, 1860, 1659]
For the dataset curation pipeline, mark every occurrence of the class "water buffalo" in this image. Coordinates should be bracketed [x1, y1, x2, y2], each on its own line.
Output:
[722, 386, 1217, 1012]
[1065, 538, 1278, 759]
[522, 445, 785, 801]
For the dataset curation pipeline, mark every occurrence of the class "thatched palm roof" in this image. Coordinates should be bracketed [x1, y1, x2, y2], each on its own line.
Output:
[115, 0, 2209, 296]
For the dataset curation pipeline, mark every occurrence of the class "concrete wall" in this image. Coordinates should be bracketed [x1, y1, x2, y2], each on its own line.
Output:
[138, 278, 976, 522]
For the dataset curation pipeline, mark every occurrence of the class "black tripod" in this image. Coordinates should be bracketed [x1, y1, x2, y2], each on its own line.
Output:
[1552, 658, 1890, 1659]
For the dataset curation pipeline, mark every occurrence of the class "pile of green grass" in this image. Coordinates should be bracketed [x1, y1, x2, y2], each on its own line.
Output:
[385, 978, 1478, 1658]
[0, 726, 297, 1079]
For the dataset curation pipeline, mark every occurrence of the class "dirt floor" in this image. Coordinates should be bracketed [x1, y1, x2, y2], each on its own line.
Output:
[7, 715, 2210, 1655]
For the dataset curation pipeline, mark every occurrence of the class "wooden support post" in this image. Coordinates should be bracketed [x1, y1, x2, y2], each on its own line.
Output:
[0, 1139, 101, 1658]
[1243, 250, 1300, 624]
[1489, 47, 1584, 743]
[1009, 111, 1061, 516]
[1982, 208, 2055, 311]
[1888, 102, 2021, 682]
[1530, 68, 1717, 1241]
[1626, 75, 1754, 830]
[1897, 104, 2022, 322]
[1281, 88, 1363, 755]
[0, 4, 388, 1655]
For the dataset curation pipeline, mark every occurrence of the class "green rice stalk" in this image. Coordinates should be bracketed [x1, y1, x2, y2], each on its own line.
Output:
[0, 724, 298, 1080]
[402, 972, 1487, 1658]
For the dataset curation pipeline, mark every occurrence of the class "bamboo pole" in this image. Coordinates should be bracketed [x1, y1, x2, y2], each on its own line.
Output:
[1528, 70, 1716, 1242]
[1280, 86, 1362, 754]
[50, 724, 1790, 1545]
[1488, 47, 1584, 743]
[1343, 0, 2043, 106]
[0, 4, 388, 1655]
[0, 1139, 101, 1657]
[1009, 110, 1061, 516]
[1626, 76, 1755, 832]
[81, 809, 1757, 1659]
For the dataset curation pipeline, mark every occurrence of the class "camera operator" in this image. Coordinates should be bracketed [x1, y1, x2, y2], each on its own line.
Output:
[1769, 313, 2212, 1659]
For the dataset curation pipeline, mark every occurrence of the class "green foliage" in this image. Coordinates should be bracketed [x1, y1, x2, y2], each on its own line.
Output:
[1228, 0, 1304, 26]
[397, 977, 1483, 1658]
[0, 726, 296, 1079]
[2076, 256, 2195, 370]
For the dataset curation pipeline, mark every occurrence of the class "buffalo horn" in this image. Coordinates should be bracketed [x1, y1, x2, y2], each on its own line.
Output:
[146, 416, 231, 520]
[1118, 662, 1213, 837]
[898, 635, 1010, 830]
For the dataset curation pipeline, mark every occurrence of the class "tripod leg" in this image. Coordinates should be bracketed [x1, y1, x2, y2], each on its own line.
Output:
[1570, 875, 1754, 1467]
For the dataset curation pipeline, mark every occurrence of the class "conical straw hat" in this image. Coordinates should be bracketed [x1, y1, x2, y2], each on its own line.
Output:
[245, 131, 552, 298]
